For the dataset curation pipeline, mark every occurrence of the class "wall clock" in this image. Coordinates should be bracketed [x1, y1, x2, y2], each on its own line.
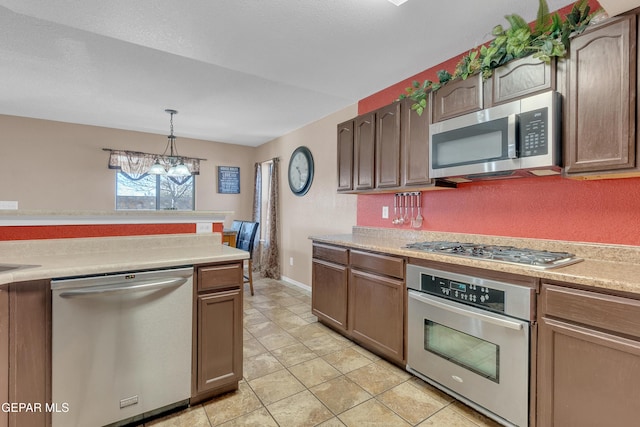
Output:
[288, 146, 314, 196]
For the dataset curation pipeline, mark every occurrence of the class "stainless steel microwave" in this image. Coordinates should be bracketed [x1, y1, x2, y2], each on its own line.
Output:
[429, 90, 561, 182]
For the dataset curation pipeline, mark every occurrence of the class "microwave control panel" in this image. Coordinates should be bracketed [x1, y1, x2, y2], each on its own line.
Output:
[519, 107, 548, 157]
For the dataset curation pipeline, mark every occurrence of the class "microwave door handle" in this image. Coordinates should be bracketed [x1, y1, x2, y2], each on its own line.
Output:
[507, 113, 517, 159]
[408, 290, 523, 331]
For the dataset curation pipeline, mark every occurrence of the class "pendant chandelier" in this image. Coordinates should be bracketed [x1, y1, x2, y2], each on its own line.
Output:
[148, 109, 191, 176]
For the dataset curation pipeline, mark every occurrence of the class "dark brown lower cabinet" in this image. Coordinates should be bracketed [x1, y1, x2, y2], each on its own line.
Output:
[311, 244, 406, 365]
[192, 262, 243, 404]
[348, 268, 404, 364]
[0, 280, 51, 427]
[311, 244, 349, 331]
[537, 283, 640, 426]
[311, 259, 348, 331]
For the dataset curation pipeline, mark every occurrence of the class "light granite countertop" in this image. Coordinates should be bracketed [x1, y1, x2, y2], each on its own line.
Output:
[310, 227, 640, 296]
[0, 233, 248, 286]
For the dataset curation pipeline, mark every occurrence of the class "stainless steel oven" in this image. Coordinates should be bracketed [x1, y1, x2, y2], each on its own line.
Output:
[406, 264, 534, 427]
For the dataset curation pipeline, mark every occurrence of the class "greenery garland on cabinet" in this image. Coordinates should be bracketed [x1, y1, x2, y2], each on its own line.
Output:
[398, 0, 603, 115]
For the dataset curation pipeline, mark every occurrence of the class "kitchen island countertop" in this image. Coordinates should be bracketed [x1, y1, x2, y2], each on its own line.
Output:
[310, 227, 640, 296]
[0, 233, 248, 286]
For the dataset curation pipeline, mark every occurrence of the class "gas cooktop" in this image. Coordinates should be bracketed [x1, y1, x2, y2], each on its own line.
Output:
[404, 241, 583, 269]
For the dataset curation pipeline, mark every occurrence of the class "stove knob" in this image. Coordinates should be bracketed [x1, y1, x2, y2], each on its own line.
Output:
[480, 296, 485, 302]
[454, 291, 459, 298]
[484, 293, 490, 301]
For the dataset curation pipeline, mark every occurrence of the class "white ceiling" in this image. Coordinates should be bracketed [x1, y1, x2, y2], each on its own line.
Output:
[0, 0, 577, 147]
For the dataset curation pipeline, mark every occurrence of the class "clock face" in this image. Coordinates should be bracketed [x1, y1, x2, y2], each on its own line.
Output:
[288, 146, 314, 196]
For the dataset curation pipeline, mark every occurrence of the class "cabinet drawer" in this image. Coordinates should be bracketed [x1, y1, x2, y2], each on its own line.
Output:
[313, 244, 349, 265]
[541, 284, 640, 339]
[350, 250, 404, 279]
[197, 262, 243, 292]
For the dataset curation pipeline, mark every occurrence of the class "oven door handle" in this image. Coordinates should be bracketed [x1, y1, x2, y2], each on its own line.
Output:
[408, 290, 524, 331]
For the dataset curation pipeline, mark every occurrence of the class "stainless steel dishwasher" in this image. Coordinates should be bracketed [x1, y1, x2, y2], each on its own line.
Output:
[51, 266, 193, 427]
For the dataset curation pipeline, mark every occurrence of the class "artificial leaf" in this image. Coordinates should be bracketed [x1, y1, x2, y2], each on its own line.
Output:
[535, 0, 551, 34]
[505, 13, 529, 30]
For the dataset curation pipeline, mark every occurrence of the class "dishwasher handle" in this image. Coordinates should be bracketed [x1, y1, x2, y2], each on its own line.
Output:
[58, 276, 189, 298]
[408, 289, 524, 331]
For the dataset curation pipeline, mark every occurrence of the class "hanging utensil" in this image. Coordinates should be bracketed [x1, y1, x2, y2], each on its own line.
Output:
[392, 193, 399, 225]
[414, 192, 423, 228]
[397, 194, 404, 225]
[410, 193, 416, 227]
[403, 193, 410, 224]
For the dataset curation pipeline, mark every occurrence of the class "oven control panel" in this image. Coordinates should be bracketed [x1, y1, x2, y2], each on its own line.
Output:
[420, 274, 505, 312]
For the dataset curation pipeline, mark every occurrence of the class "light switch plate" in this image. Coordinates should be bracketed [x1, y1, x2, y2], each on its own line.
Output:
[382, 206, 389, 219]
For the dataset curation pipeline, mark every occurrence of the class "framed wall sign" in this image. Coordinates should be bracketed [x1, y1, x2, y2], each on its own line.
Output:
[217, 166, 240, 194]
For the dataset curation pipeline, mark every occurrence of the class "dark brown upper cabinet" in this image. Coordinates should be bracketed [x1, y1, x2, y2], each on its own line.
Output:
[432, 73, 483, 122]
[337, 97, 434, 193]
[401, 97, 432, 186]
[489, 55, 556, 105]
[353, 112, 376, 191]
[337, 120, 354, 192]
[375, 102, 402, 188]
[564, 14, 638, 177]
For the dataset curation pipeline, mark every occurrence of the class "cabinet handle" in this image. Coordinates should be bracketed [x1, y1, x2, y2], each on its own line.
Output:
[59, 277, 188, 298]
[408, 290, 524, 331]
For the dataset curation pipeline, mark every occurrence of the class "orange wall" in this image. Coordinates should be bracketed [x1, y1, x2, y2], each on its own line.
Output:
[0, 223, 223, 241]
[354, 1, 640, 246]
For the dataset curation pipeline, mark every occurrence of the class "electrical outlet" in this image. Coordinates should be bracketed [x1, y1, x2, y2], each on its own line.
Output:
[382, 206, 389, 219]
[289, 257, 294, 266]
[0, 201, 18, 210]
[196, 223, 212, 233]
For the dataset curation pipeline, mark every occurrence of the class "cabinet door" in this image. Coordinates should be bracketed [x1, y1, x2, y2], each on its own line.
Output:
[432, 73, 483, 122]
[196, 289, 242, 394]
[348, 269, 404, 363]
[490, 55, 555, 105]
[565, 15, 637, 175]
[354, 112, 376, 191]
[6, 281, 51, 427]
[537, 316, 640, 426]
[312, 259, 348, 331]
[401, 97, 431, 186]
[337, 120, 354, 192]
[375, 102, 401, 188]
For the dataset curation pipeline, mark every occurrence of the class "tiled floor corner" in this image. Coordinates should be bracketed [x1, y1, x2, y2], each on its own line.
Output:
[145, 277, 503, 427]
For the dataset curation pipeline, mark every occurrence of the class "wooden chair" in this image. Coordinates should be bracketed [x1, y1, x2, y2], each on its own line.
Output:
[235, 221, 259, 295]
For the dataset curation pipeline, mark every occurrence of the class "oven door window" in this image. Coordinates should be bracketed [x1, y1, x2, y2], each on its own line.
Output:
[424, 320, 499, 382]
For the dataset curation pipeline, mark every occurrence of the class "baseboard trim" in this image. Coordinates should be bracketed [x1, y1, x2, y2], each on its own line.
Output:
[281, 275, 311, 292]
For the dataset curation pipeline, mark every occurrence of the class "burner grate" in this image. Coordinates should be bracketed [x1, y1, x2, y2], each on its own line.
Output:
[404, 241, 582, 269]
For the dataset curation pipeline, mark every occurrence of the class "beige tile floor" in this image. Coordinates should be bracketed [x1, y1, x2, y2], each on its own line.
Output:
[145, 277, 502, 427]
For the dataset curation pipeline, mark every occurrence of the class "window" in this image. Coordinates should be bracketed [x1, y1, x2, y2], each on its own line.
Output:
[116, 172, 195, 210]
